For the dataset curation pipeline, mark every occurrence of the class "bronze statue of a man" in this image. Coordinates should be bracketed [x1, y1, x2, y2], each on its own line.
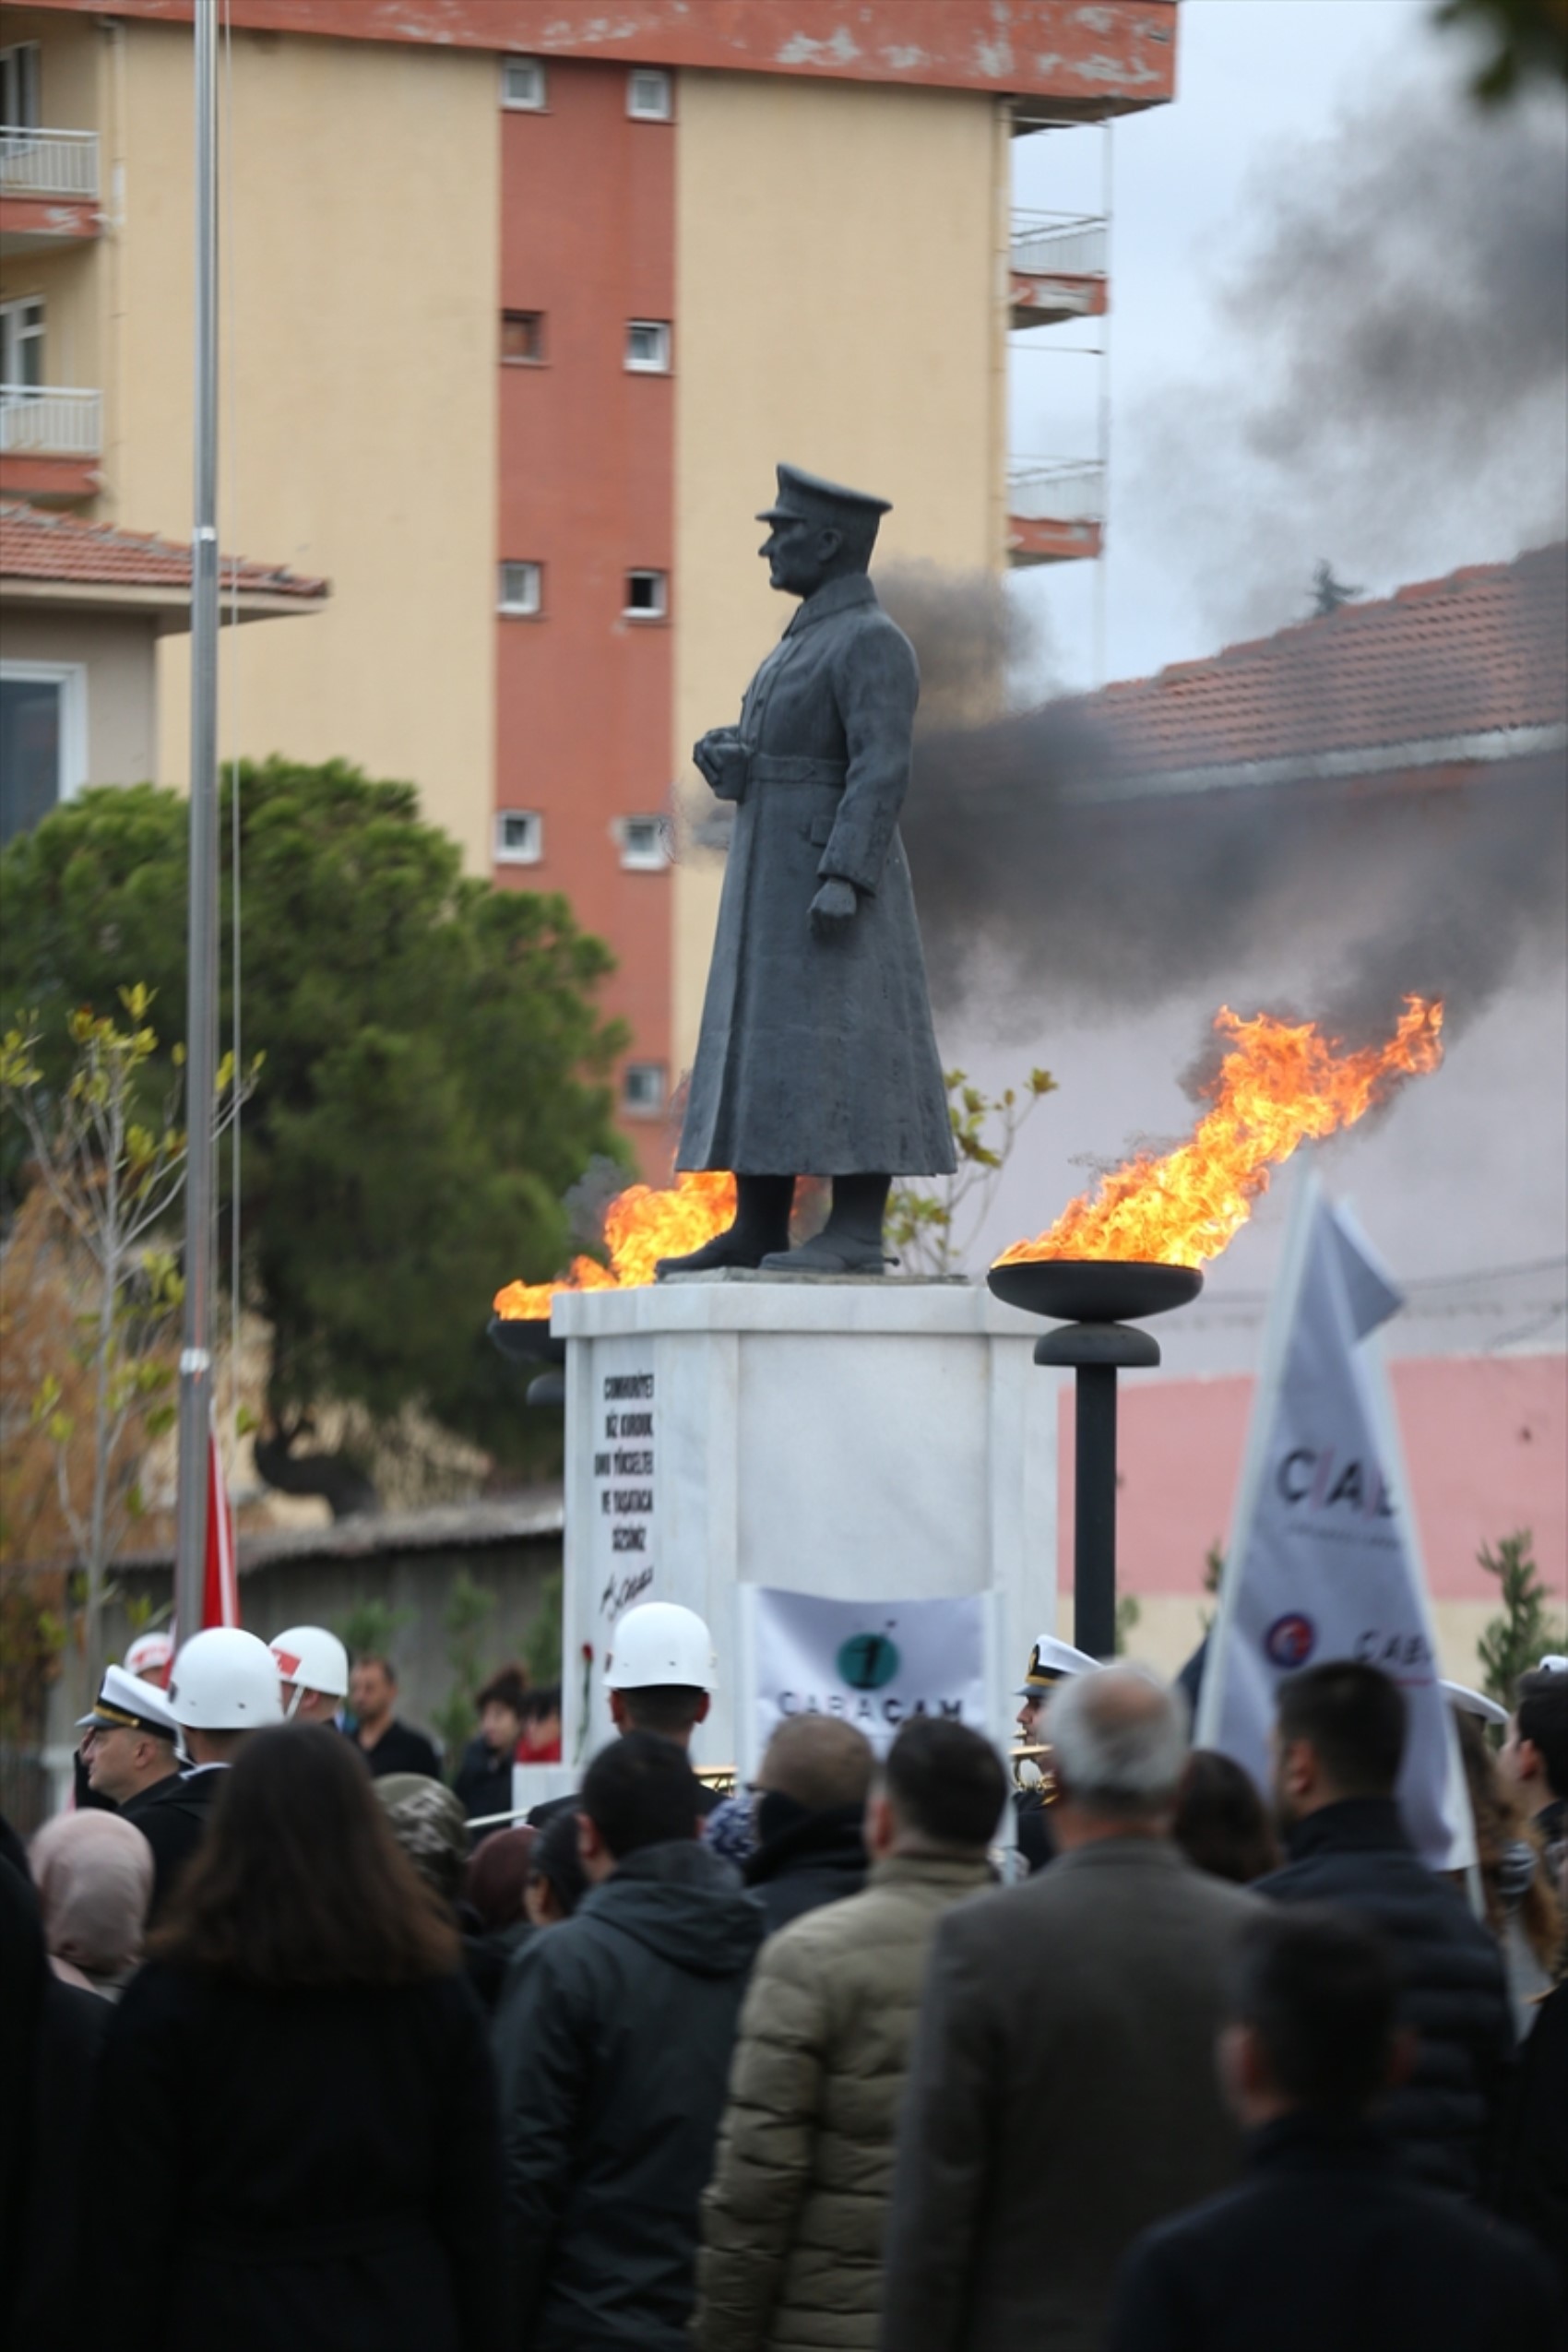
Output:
[659, 464, 955, 1277]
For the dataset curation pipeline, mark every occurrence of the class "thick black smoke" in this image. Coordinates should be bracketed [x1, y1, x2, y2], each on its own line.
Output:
[898, 546, 1566, 1052]
[897, 77, 1567, 1058]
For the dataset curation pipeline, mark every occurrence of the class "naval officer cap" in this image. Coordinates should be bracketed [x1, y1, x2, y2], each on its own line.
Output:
[1017, 1634, 1101, 1696]
[757, 462, 893, 529]
[77, 1661, 179, 1740]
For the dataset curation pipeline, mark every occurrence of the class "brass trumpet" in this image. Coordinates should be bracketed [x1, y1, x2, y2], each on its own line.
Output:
[1011, 1741, 1058, 1800]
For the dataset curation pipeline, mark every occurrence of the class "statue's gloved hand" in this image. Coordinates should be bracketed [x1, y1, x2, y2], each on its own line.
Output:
[809, 877, 859, 938]
[695, 728, 748, 801]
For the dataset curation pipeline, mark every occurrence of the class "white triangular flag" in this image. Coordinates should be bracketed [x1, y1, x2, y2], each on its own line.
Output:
[1195, 1169, 1472, 1870]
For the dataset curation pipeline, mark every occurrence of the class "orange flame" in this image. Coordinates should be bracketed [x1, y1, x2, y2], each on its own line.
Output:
[493, 1170, 738, 1318]
[996, 998, 1443, 1271]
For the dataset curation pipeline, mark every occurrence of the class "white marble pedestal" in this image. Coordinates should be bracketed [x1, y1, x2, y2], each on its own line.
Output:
[552, 1275, 1057, 1776]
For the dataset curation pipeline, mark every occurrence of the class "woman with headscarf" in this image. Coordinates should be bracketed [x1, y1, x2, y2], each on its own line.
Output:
[30, 1812, 153, 1998]
[90, 1723, 504, 2352]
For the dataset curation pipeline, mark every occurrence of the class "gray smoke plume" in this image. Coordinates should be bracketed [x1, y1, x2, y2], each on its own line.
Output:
[1133, 79, 1567, 648]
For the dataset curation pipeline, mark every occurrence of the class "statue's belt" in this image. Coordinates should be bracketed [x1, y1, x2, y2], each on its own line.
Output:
[747, 754, 848, 788]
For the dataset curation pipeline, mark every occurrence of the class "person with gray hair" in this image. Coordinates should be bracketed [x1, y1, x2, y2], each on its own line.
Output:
[879, 1665, 1262, 2352]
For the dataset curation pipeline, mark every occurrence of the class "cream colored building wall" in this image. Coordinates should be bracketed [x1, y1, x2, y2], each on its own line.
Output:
[1, 605, 158, 782]
[671, 71, 1008, 1065]
[92, 21, 498, 867]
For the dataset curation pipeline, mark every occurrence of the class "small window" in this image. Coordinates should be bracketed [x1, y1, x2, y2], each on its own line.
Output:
[501, 56, 547, 111]
[1, 43, 42, 132]
[495, 809, 543, 865]
[625, 320, 671, 374]
[627, 67, 671, 121]
[498, 561, 542, 615]
[623, 1062, 668, 1116]
[619, 816, 667, 872]
[624, 570, 667, 620]
[501, 310, 544, 363]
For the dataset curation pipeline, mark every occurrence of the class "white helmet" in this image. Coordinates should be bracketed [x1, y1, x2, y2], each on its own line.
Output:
[125, 1631, 174, 1682]
[270, 1624, 350, 1709]
[167, 1627, 284, 1731]
[604, 1602, 715, 1693]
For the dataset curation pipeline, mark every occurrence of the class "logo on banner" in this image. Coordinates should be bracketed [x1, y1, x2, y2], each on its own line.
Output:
[837, 1631, 901, 1691]
[1264, 1612, 1317, 1669]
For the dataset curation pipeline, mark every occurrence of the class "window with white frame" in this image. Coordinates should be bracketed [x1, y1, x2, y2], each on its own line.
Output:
[0, 295, 45, 390]
[624, 320, 671, 374]
[498, 561, 542, 615]
[494, 809, 543, 865]
[1, 42, 42, 132]
[622, 1061, 667, 1116]
[627, 67, 671, 121]
[624, 569, 667, 620]
[618, 816, 667, 872]
[0, 661, 86, 848]
[501, 55, 547, 111]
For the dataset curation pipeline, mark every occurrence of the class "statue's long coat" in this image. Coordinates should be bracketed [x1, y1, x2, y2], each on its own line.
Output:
[678, 574, 956, 1177]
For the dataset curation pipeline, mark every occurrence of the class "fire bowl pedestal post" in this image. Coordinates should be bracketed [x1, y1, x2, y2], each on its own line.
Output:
[986, 1263, 1203, 1658]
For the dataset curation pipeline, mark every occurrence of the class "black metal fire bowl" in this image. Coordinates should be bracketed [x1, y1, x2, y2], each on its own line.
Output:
[987, 1259, 1204, 1328]
[486, 1313, 566, 1368]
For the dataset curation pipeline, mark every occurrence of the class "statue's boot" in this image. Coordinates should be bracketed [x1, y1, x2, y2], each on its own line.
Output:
[656, 1174, 794, 1277]
[758, 1173, 891, 1277]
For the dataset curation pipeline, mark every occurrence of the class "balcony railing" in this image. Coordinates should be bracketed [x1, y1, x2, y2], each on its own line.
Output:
[1010, 209, 1107, 280]
[1008, 460, 1105, 524]
[0, 386, 102, 455]
[0, 126, 101, 200]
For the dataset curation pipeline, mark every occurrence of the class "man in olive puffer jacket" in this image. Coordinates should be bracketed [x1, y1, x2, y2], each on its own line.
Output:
[692, 1718, 1005, 2352]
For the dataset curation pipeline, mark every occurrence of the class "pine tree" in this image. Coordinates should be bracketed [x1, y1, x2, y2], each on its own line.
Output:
[1475, 1529, 1566, 1707]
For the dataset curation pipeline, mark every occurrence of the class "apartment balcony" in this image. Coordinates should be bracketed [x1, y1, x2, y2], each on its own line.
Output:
[0, 128, 101, 252]
[1006, 460, 1104, 565]
[1009, 210, 1108, 328]
[0, 385, 102, 500]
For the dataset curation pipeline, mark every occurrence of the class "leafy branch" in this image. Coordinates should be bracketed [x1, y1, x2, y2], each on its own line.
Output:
[887, 1065, 1058, 1277]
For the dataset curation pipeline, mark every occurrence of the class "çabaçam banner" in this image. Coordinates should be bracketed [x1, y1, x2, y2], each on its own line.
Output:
[742, 1587, 990, 1767]
[1195, 1170, 1471, 1870]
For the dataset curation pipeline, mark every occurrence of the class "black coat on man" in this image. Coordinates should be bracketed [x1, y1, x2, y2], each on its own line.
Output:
[2, 1855, 109, 2352]
[494, 1837, 766, 2351]
[1258, 1799, 1514, 2197]
[353, 1717, 443, 1780]
[742, 1796, 867, 1934]
[1107, 2112, 1563, 2352]
[452, 1735, 516, 1835]
[1495, 1978, 1568, 2310]
[119, 1763, 213, 1921]
[91, 1959, 504, 2352]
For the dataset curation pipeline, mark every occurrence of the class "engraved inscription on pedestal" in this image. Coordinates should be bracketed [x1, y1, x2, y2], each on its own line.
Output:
[584, 1352, 659, 1744]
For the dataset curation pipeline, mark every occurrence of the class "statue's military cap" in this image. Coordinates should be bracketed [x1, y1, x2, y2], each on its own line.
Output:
[756, 462, 893, 529]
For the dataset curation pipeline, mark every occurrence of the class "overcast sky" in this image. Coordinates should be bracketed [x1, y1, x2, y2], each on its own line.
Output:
[1006, 0, 1565, 691]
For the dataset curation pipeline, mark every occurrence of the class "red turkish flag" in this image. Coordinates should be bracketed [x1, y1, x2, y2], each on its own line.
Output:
[202, 1417, 239, 1630]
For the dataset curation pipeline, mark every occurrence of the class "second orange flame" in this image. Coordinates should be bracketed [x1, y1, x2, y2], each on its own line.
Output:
[996, 998, 1443, 1271]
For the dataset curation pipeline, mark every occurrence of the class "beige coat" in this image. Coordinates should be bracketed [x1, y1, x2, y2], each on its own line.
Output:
[693, 1851, 992, 2352]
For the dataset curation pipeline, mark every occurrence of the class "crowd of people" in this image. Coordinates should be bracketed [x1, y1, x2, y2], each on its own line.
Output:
[3, 1603, 1565, 2352]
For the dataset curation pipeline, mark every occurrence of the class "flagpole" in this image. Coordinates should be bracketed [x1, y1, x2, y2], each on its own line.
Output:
[173, 0, 220, 1645]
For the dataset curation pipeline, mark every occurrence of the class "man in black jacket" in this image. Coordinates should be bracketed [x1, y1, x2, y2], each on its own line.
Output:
[1108, 1907, 1561, 2352]
[494, 1732, 765, 2351]
[1259, 1658, 1512, 2197]
[744, 1715, 873, 1933]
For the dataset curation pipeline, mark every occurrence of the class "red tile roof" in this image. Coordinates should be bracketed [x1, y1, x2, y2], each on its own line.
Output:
[1069, 543, 1566, 777]
[0, 500, 328, 600]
